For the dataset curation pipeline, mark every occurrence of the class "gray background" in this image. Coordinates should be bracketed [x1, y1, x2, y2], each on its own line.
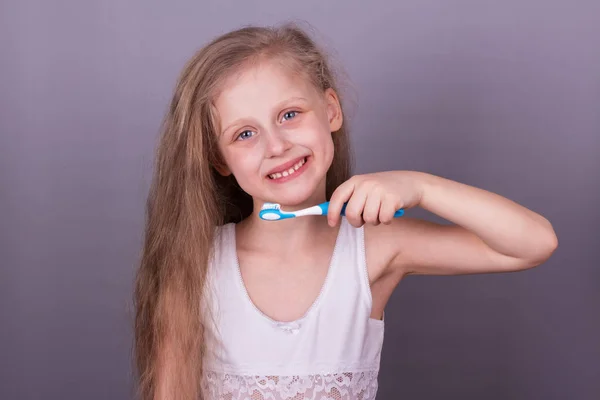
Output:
[1, 0, 599, 399]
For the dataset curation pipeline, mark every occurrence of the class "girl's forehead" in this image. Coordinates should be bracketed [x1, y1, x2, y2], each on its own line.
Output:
[214, 60, 317, 114]
[220, 59, 316, 98]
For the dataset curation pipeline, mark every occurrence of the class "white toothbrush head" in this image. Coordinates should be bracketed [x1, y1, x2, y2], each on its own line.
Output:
[261, 202, 281, 210]
[259, 202, 294, 221]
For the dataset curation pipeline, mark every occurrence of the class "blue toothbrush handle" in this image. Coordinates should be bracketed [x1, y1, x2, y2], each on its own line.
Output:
[336, 202, 404, 217]
[395, 209, 405, 217]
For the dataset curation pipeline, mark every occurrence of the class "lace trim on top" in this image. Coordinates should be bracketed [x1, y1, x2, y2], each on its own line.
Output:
[203, 370, 379, 400]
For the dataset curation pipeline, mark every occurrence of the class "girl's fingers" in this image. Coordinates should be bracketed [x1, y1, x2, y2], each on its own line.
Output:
[379, 196, 399, 225]
[363, 191, 382, 226]
[344, 187, 368, 227]
[328, 179, 355, 227]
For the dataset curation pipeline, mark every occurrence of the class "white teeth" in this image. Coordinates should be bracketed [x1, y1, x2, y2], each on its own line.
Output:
[268, 157, 306, 180]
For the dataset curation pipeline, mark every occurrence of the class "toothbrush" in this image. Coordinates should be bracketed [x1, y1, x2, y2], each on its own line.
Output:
[259, 201, 404, 221]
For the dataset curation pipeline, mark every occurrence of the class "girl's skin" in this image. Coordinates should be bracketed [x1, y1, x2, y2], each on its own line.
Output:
[214, 60, 558, 323]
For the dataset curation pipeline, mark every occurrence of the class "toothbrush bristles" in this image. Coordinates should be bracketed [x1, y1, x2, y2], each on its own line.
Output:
[261, 202, 281, 210]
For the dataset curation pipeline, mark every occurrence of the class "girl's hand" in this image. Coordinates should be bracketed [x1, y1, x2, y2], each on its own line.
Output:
[327, 171, 425, 227]
[328, 170, 557, 278]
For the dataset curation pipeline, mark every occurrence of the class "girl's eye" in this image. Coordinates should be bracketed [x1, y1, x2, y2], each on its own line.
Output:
[237, 130, 256, 141]
[282, 111, 298, 121]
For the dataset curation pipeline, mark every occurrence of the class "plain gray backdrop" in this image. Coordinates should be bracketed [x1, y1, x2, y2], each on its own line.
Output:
[1, 0, 599, 399]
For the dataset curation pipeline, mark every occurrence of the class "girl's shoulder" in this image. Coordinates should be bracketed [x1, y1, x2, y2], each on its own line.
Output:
[362, 217, 422, 283]
[214, 221, 236, 237]
[211, 222, 237, 257]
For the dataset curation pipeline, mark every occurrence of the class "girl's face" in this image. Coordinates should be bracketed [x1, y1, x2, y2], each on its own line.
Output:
[214, 60, 343, 209]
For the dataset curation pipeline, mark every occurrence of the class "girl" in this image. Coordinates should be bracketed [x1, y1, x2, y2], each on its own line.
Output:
[134, 24, 558, 400]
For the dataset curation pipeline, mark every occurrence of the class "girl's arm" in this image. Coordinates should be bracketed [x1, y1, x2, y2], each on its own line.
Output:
[378, 172, 558, 276]
[328, 170, 558, 278]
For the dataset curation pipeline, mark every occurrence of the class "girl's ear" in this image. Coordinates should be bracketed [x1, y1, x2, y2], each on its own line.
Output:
[212, 155, 232, 176]
[214, 164, 232, 176]
[324, 88, 343, 132]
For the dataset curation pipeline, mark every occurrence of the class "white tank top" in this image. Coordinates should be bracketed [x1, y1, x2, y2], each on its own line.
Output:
[203, 217, 384, 399]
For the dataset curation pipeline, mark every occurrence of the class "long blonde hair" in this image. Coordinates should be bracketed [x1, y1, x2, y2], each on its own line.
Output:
[133, 23, 353, 399]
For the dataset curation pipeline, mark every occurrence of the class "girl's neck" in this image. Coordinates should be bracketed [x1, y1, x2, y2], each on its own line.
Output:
[237, 210, 337, 255]
[237, 182, 335, 252]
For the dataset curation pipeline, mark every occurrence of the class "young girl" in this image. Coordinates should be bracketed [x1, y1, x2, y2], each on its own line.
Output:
[134, 24, 558, 400]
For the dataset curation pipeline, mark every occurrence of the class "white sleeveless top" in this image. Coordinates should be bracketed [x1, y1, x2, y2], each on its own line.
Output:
[203, 217, 385, 399]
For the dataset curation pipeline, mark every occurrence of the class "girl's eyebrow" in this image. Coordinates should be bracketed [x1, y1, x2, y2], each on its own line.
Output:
[275, 96, 309, 113]
[220, 97, 309, 137]
[220, 118, 247, 138]
[277, 96, 308, 106]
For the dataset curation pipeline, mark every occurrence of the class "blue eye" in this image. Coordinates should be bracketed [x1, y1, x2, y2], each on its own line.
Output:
[282, 111, 298, 121]
[237, 130, 255, 141]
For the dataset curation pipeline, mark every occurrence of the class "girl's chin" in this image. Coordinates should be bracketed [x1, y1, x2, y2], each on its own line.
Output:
[260, 190, 324, 210]
[248, 171, 328, 209]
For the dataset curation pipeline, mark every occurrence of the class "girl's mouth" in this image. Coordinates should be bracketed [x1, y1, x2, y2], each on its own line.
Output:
[267, 156, 309, 181]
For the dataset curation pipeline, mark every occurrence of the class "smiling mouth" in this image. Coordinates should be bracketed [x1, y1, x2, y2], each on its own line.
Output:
[267, 157, 308, 180]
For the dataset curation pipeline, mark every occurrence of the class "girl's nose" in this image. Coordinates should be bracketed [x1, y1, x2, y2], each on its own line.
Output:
[264, 128, 292, 157]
